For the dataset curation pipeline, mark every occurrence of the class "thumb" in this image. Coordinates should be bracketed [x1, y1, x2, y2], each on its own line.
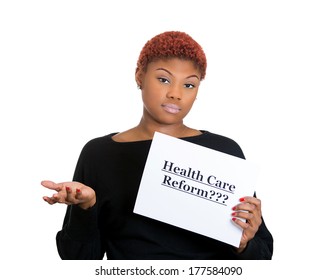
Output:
[41, 180, 62, 191]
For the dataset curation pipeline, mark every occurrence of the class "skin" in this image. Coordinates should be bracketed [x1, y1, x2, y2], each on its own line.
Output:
[41, 58, 262, 253]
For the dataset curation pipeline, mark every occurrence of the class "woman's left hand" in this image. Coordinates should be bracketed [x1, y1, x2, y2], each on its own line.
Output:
[231, 196, 262, 253]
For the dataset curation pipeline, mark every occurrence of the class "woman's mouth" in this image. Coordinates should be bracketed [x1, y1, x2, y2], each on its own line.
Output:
[161, 103, 181, 114]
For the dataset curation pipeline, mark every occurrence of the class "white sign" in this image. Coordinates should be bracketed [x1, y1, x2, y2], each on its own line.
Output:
[134, 132, 258, 247]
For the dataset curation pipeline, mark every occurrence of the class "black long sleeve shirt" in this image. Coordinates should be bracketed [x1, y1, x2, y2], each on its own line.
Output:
[56, 131, 273, 259]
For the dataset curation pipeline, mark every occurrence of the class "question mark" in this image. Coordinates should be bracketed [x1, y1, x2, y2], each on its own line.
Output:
[209, 190, 215, 199]
[222, 194, 229, 204]
[216, 192, 222, 201]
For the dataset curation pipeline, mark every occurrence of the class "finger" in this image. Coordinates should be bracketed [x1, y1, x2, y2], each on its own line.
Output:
[42, 196, 57, 205]
[233, 212, 258, 230]
[232, 202, 256, 213]
[232, 217, 249, 230]
[51, 193, 62, 203]
[64, 186, 79, 204]
[41, 180, 63, 192]
[240, 196, 261, 210]
[75, 188, 82, 200]
[232, 211, 254, 221]
[63, 186, 72, 204]
[65, 186, 72, 200]
[232, 196, 261, 213]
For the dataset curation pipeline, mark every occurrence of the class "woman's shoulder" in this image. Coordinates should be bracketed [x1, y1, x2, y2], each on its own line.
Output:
[202, 130, 241, 145]
[191, 130, 245, 159]
[86, 132, 117, 144]
[79, 132, 118, 153]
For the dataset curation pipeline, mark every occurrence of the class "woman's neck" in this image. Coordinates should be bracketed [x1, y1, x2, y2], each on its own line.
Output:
[137, 118, 186, 138]
[112, 118, 201, 143]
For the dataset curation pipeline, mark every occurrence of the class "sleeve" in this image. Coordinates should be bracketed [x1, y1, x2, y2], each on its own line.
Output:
[55, 141, 105, 260]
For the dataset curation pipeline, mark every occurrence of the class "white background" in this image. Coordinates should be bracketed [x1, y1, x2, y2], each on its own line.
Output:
[1, 0, 335, 279]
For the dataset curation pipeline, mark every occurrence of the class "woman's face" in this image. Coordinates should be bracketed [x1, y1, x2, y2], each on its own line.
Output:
[137, 58, 201, 126]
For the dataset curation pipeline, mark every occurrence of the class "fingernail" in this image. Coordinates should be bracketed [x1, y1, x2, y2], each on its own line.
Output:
[65, 187, 70, 191]
[76, 188, 81, 193]
[231, 212, 236, 216]
[232, 217, 237, 221]
[239, 197, 245, 202]
[232, 206, 236, 211]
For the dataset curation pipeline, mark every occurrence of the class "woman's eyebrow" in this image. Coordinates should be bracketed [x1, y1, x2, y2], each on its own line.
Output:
[186, 74, 200, 80]
[155, 67, 173, 76]
[155, 68, 200, 80]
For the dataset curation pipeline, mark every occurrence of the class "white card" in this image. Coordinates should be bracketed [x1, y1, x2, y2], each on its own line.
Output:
[134, 132, 258, 247]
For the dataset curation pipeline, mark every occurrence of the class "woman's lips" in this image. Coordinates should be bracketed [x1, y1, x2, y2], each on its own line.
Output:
[161, 103, 181, 114]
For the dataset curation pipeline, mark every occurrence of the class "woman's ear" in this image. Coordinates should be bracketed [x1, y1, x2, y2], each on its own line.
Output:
[135, 68, 142, 89]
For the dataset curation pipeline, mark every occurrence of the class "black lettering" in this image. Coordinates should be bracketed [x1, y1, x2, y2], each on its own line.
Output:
[162, 174, 172, 185]
[163, 160, 174, 172]
[207, 175, 235, 193]
[207, 175, 216, 185]
[197, 188, 208, 197]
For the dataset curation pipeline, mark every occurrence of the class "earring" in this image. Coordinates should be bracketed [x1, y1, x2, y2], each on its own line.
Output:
[137, 85, 141, 90]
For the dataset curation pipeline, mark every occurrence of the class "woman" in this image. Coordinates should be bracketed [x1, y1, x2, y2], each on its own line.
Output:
[42, 31, 273, 259]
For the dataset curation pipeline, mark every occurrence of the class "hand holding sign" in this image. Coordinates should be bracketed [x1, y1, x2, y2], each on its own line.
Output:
[232, 196, 262, 252]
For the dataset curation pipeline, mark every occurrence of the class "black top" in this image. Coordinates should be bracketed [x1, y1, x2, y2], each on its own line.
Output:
[56, 131, 273, 259]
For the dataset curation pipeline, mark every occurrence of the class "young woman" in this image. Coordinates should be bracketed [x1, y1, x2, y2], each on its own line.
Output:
[42, 31, 273, 259]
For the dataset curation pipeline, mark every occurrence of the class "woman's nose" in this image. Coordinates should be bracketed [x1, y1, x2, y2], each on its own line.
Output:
[166, 85, 182, 100]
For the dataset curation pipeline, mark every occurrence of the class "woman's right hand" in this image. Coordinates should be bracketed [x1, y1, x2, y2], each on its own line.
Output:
[41, 180, 96, 209]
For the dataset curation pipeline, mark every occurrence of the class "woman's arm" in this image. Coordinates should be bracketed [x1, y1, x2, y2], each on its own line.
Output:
[42, 180, 104, 259]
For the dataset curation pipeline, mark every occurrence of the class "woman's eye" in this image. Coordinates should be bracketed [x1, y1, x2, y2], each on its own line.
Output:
[158, 77, 169, 84]
[185, 83, 195, 89]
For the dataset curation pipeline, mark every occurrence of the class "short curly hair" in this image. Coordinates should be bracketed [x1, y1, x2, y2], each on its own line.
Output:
[136, 31, 207, 80]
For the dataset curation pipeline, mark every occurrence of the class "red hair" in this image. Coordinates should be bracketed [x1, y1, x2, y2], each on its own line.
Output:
[136, 31, 207, 80]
